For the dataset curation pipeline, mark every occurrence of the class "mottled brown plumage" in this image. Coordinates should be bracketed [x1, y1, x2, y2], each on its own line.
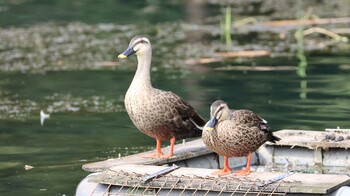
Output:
[203, 100, 280, 175]
[118, 35, 205, 158]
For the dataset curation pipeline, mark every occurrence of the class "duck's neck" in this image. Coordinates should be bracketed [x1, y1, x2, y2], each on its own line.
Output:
[131, 52, 153, 89]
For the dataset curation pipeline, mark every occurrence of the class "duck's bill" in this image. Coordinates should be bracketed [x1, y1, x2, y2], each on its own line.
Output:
[118, 47, 135, 59]
[204, 117, 218, 131]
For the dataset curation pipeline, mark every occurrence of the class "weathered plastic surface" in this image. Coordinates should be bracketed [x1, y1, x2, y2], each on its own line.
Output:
[77, 164, 350, 195]
[78, 129, 350, 195]
[83, 139, 212, 172]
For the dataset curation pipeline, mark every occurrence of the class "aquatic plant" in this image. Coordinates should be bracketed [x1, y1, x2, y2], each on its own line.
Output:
[220, 4, 232, 48]
[295, 22, 307, 78]
[294, 3, 309, 99]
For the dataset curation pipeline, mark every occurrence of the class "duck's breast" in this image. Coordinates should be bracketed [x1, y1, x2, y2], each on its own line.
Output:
[125, 88, 198, 140]
[204, 120, 265, 157]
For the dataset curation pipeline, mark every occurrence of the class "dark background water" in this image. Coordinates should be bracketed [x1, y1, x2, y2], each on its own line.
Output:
[0, 0, 185, 26]
[0, 0, 349, 195]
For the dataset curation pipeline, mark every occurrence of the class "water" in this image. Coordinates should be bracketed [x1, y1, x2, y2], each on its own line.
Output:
[0, 0, 349, 195]
[0, 0, 185, 27]
[1, 59, 350, 195]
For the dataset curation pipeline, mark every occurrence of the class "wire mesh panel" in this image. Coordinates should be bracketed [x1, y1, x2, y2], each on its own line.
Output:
[88, 169, 295, 196]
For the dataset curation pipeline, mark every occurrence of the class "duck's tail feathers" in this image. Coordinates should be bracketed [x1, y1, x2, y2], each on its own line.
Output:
[188, 117, 204, 130]
[188, 117, 204, 137]
[266, 132, 281, 143]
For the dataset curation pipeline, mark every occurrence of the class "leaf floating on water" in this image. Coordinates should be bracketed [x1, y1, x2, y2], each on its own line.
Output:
[94, 61, 121, 67]
[24, 164, 34, 170]
[339, 64, 350, 70]
[40, 110, 50, 126]
[261, 17, 350, 28]
[185, 57, 221, 65]
[215, 65, 296, 71]
[215, 50, 270, 58]
[185, 50, 270, 65]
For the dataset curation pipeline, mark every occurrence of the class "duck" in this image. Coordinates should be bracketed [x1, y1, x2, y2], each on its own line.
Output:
[118, 35, 205, 159]
[203, 100, 280, 176]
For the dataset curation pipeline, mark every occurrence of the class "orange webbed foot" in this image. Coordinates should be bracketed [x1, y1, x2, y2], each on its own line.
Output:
[211, 168, 231, 176]
[212, 156, 231, 176]
[159, 153, 174, 159]
[235, 152, 252, 176]
[142, 138, 166, 159]
[157, 137, 175, 159]
[142, 151, 164, 159]
[235, 168, 251, 176]
[143, 138, 175, 159]
[142, 151, 174, 159]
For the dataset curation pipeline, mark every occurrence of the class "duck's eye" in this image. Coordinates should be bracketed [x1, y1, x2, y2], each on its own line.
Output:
[216, 111, 223, 119]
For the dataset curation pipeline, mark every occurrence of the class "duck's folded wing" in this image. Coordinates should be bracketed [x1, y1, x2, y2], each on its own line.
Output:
[163, 92, 205, 137]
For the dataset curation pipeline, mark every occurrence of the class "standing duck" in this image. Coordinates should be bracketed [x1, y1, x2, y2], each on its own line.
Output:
[118, 35, 205, 159]
[203, 100, 280, 175]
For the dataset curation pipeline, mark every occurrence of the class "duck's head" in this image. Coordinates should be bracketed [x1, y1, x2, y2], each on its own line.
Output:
[204, 100, 230, 132]
[118, 35, 151, 59]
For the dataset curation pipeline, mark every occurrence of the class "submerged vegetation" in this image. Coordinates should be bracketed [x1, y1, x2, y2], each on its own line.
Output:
[0, 23, 135, 72]
[0, 17, 348, 73]
[0, 92, 124, 120]
[0, 0, 349, 120]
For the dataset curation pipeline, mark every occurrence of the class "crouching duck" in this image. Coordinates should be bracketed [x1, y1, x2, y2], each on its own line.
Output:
[203, 100, 280, 176]
[118, 35, 205, 159]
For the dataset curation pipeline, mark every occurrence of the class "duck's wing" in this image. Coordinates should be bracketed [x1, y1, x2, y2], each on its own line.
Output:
[230, 109, 280, 143]
[158, 90, 206, 138]
[230, 110, 262, 126]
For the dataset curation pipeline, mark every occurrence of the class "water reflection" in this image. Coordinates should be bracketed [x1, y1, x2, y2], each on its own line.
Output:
[296, 24, 308, 100]
[295, 2, 308, 100]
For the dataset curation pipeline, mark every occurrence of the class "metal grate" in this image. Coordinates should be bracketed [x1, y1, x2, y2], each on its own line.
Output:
[88, 169, 297, 196]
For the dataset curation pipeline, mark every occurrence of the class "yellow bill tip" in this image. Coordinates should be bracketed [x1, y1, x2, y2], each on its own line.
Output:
[118, 54, 127, 59]
[205, 127, 214, 132]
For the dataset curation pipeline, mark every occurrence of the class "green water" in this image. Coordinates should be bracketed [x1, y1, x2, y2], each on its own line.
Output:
[0, 0, 185, 27]
[0, 0, 349, 195]
[1, 60, 350, 195]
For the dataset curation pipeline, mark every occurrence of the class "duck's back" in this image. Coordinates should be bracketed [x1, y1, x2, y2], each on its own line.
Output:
[230, 110, 266, 129]
[230, 109, 279, 143]
[125, 87, 205, 141]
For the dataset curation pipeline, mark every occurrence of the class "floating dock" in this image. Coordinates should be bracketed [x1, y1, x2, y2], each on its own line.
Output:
[77, 129, 350, 195]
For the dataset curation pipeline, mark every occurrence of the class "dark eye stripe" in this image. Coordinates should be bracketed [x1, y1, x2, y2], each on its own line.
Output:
[133, 39, 149, 47]
[213, 104, 226, 118]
